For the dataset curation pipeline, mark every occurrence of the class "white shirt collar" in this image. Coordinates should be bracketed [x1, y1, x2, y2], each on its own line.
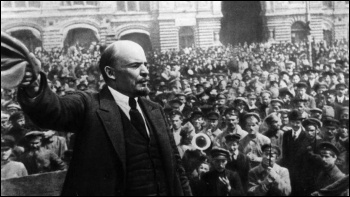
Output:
[108, 86, 138, 105]
[293, 127, 302, 139]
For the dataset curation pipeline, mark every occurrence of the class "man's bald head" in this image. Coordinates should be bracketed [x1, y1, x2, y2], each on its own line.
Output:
[99, 41, 146, 82]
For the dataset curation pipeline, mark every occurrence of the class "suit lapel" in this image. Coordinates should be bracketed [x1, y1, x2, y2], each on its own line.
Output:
[139, 98, 175, 190]
[96, 87, 126, 174]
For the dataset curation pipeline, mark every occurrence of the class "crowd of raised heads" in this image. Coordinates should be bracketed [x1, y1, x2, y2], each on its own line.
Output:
[1, 39, 349, 196]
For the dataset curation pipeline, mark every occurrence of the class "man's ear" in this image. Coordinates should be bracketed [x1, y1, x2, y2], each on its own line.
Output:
[104, 66, 116, 80]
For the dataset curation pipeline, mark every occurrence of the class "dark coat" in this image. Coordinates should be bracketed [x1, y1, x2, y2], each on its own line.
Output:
[201, 169, 244, 196]
[281, 129, 311, 196]
[226, 152, 250, 194]
[17, 73, 192, 196]
[335, 97, 349, 107]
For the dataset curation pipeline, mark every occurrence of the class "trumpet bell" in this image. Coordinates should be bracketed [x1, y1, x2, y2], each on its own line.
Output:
[192, 133, 211, 150]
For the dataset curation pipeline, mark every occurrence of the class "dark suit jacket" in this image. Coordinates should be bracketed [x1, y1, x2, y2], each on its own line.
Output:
[17, 73, 192, 196]
[335, 97, 349, 107]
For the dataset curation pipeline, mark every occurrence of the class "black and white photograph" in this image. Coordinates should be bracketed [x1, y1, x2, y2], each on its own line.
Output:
[1, 1, 349, 196]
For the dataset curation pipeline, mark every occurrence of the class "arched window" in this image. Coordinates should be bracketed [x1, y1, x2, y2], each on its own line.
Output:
[291, 21, 307, 43]
[179, 27, 195, 49]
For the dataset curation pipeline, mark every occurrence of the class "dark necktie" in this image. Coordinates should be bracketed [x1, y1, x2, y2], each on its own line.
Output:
[129, 97, 149, 139]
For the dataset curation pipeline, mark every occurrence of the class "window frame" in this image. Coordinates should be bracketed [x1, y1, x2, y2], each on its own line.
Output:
[116, 1, 150, 13]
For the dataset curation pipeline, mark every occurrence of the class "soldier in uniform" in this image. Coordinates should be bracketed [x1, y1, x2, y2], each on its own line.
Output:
[313, 142, 346, 193]
[248, 144, 291, 196]
[19, 131, 66, 175]
[201, 147, 244, 196]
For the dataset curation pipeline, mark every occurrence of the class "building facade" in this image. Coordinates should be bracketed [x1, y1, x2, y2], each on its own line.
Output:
[1, 1, 222, 52]
[1, 1, 349, 52]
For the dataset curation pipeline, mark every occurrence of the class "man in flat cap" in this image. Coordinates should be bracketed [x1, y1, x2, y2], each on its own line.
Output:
[281, 110, 310, 196]
[214, 109, 248, 147]
[224, 133, 251, 194]
[1, 136, 28, 179]
[201, 147, 244, 196]
[313, 142, 346, 192]
[293, 81, 316, 109]
[240, 113, 271, 168]
[19, 131, 66, 175]
[248, 144, 291, 196]
[335, 83, 349, 107]
[204, 111, 223, 140]
[310, 108, 323, 120]
[258, 91, 272, 120]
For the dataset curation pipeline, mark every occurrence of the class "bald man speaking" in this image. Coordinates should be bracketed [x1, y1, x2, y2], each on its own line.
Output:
[17, 41, 192, 196]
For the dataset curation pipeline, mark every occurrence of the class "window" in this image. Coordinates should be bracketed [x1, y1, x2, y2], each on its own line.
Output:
[116, 1, 150, 12]
[323, 1, 333, 8]
[117, 1, 125, 11]
[2, 1, 41, 8]
[127, 1, 137, 11]
[61, 1, 97, 6]
[139, 1, 150, 12]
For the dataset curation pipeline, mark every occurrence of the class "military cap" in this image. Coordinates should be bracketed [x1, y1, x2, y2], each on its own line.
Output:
[216, 93, 226, 100]
[77, 83, 87, 90]
[279, 88, 294, 98]
[278, 109, 290, 114]
[314, 82, 328, 92]
[323, 118, 339, 129]
[190, 111, 204, 120]
[24, 131, 45, 139]
[169, 99, 182, 108]
[310, 108, 323, 114]
[175, 92, 186, 98]
[1, 135, 15, 149]
[247, 92, 257, 99]
[295, 81, 308, 89]
[234, 97, 249, 107]
[224, 107, 238, 116]
[270, 99, 284, 106]
[324, 89, 337, 96]
[261, 144, 281, 156]
[248, 107, 260, 114]
[302, 118, 322, 129]
[289, 110, 305, 121]
[225, 133, 241, 143]
[6, 103, 21, 110]
[168, 110, 183, 118]
[210, 147, 230, 159]
[244, 112, 261, 123]
[335, 83, 348, 90]
[260, 90, 272, 97]
[207, 111, 220, 120]
[187, 95, 198, 102]
[340, 107, 349, 116]
[318, 142, 339, 156]
[280, 71, 290, 77]
[195, 84, 204, 89]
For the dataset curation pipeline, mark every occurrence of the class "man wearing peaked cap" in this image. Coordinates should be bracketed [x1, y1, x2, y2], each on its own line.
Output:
[314, 142, 346, 192]
[169, 99, 182, 111]
[216, 93, 227, 107]
[201, 147, 244, 196]
[303, 118, 323, 142]
[248, 143, 291, 196]
[269, 99, 284, 114]
[335, 83, 349, 107]
[293, 81, 316, 109]
[204, 111, 223, 139]
[6, 103, 21, 116]
[224, 133, 251, 194]
[1, 136, 28, 179]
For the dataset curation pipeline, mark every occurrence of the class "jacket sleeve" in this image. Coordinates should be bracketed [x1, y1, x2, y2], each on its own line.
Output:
[17, 72, 89, 133]
[248, 169, 269, 196]
[50, 151, 67, 171]
[229, 172, 245, 196]
[160, 106, 192, 196]
[270, 168, 292, 196]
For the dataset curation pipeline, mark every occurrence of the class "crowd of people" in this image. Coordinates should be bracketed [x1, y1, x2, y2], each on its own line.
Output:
[1, 38, 349, 196]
